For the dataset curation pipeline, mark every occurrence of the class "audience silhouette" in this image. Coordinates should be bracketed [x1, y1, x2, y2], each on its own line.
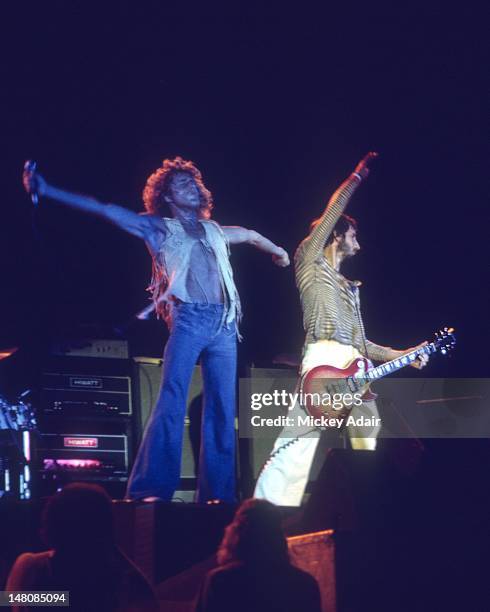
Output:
[194, 498, 322, 612]
[6, 483, 158, 611]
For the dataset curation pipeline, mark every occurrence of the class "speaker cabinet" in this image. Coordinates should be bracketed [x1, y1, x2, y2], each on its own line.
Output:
[132, 358, 203, 480]
[240, 367, 294, 487]
[288, 530, 336, 612]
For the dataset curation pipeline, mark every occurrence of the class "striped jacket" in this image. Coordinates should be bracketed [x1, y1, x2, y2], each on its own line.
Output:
[294, 173, 392, 362]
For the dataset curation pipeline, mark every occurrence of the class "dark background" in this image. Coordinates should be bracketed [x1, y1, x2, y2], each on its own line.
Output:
[0, 2, 487, 376]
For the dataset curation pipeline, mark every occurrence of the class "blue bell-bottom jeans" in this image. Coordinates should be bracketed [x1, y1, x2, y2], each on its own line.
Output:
[126, 303, 237, 503]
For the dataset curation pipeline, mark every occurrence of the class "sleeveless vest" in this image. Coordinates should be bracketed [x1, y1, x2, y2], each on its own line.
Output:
[149, 218, 242, 332]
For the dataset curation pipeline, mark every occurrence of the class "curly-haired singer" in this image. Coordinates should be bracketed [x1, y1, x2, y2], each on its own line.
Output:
[23, 157, 290, 503]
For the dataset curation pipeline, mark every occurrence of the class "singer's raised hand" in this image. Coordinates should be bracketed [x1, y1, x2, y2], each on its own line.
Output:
[23, 161, 47, 198]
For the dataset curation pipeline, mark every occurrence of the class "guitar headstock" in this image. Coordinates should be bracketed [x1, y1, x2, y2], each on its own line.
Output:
[433, 327, 456, 356]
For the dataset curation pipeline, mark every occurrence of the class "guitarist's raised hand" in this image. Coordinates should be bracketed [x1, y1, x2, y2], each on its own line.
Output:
[354, 151, 379, 180]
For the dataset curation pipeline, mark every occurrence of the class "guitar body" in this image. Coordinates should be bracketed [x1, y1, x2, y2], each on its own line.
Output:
[299, 327, 455, 427]
[300, 357, 377, 422]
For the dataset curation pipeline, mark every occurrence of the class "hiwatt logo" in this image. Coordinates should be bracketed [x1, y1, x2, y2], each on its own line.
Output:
[63, 437, 99, 448]
[69, 377, 103, 389]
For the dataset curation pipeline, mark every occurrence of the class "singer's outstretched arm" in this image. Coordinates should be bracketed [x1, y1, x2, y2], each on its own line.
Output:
[23, 162, 165, 253]
[222, 226, 290, 266]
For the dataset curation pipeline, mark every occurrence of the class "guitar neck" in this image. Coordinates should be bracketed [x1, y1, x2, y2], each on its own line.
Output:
[366, 343, 435, 381]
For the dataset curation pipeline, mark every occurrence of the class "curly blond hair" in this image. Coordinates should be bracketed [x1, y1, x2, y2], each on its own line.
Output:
[142, 156, 213, 218]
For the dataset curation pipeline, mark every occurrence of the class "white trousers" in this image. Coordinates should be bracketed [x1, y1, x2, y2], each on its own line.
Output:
[254, 340, 381, 506]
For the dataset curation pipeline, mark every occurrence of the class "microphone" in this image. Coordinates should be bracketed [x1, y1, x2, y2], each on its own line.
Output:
[24, 160, 39, 207]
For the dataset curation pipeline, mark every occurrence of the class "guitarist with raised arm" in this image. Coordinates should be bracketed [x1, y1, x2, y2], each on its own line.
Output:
[254, 152, 430, 507]
[23, 157, 290, 504]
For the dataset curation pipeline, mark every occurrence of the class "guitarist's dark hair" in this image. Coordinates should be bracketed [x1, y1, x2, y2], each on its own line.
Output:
[310, 213, 358, 247]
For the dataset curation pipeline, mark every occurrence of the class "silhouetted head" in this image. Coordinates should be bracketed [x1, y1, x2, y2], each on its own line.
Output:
[41, 483, 115, 555]
[217, 498, 289, 566]
[143, 156, 213, 218]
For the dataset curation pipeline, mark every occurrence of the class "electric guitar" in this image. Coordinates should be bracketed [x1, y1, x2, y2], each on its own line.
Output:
[300, 327, 456, 425]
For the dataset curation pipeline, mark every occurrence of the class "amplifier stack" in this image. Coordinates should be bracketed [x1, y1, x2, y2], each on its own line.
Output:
[34, 340, 133, 497]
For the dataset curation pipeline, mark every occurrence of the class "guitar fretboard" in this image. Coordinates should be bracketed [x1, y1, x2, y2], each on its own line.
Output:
[366, 344, 435, 381]
[343, 329, 455, 392]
